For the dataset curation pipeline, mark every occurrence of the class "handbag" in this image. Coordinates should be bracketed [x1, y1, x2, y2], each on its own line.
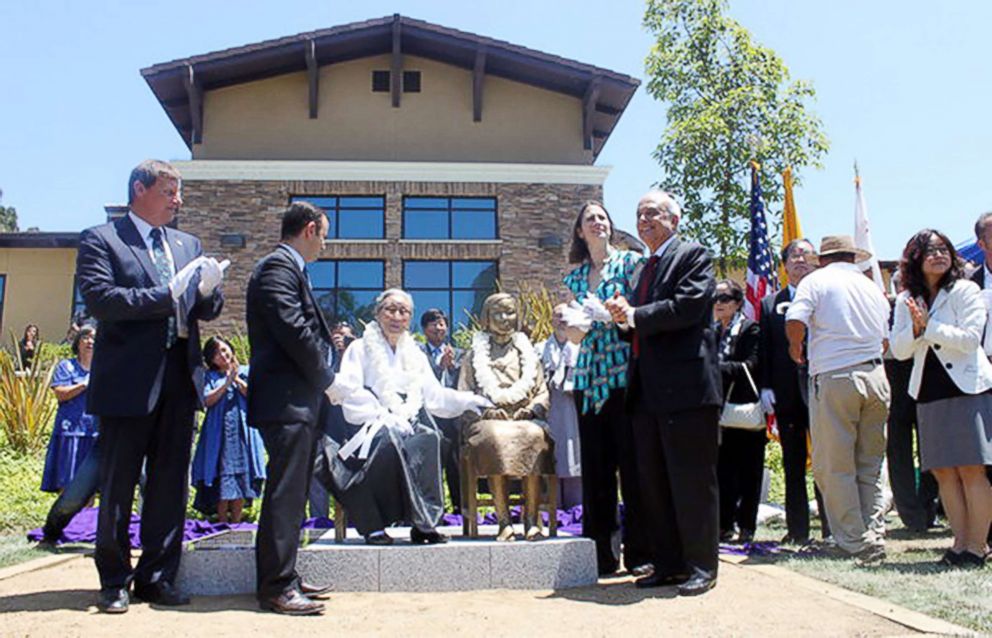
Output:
[718, 362, 765, 431]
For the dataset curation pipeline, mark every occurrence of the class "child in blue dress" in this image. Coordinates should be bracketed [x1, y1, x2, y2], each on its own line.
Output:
[41, 326, 98, 492]
[191, 336, 266, 523]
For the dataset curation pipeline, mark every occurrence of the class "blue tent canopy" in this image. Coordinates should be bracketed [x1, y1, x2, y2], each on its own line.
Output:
[957, 238, 981, 264]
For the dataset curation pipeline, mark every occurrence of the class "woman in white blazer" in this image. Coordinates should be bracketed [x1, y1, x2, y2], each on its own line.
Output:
[891, 229, 992, 568]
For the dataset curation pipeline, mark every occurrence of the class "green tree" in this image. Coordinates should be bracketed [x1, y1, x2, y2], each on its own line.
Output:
[643, 0, 828, 271]
[0, 188, 19, 232]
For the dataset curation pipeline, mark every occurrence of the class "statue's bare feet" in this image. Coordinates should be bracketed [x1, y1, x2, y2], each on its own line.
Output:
[496, 524, 516, 542]
[525, 525, 544, 542]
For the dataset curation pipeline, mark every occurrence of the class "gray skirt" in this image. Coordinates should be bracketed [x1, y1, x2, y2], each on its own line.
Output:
[917, 392, 992, 471]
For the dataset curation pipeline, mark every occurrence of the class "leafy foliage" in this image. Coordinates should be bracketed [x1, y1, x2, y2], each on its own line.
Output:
[0, 447, 55, 532]
[0, 342, 57, 454]
[0, 188, 18, 233]
[643, 0, 829, 268]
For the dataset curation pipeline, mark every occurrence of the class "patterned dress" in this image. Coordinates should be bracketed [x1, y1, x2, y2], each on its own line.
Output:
[563, 249, 644, 414]
[41, 358, 97, 492]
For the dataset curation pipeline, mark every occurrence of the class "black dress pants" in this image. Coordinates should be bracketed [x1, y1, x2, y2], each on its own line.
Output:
[718, 427, 766, 535]
[256, 421, 317, 599]
[632, 405, 720, 577]
[884, 359, 938, 530]
[95, 345, 195, 589]
[575, 389, 652, 573]
[778, 408, 830, 541]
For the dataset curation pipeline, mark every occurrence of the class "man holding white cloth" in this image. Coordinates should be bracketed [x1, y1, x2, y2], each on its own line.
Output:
[785, 235, 891, 562]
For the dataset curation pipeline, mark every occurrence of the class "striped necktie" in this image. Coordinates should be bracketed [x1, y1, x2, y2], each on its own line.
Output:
[149, 228, 177, 348]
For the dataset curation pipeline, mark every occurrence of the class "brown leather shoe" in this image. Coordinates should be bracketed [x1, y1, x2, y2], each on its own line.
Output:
[299, 581, 332, 599]
[259, 589, 325, 616]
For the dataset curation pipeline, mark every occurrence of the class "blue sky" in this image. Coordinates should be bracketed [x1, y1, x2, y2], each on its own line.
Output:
[0, 0, 988, 259]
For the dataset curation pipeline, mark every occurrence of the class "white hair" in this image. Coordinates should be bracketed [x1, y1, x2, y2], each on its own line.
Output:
[639, 189, 682, 220]
[374, 288, 414, 314]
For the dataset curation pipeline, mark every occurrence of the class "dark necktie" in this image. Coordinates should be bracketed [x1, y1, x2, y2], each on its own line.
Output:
[632, 255, 660, 358]
[149, 228, 177, 348]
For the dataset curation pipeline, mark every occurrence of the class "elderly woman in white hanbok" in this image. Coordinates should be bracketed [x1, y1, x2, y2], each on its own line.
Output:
[318, 289, 490, 545]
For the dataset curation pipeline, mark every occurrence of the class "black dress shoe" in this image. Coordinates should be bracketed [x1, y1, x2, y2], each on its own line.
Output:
[677, 572, 716, 596]
[365, 531, 394, 545]
[410, 527, 449, 544]
[300, 581, 332, 599]
[133, 581, 190, 606]
[97, 587, 129, 614]
[635, 571, 690, 588]
[259, 589, 325, 616]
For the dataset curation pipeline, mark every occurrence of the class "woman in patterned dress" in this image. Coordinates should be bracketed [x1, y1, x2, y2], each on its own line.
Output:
[562, 201, 652, 576]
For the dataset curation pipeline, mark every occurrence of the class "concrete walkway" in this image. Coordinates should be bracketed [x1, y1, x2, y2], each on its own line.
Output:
[0, 551, 971, 637]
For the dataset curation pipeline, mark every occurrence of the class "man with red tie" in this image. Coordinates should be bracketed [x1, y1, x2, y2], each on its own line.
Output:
[605, 190, 722, 596]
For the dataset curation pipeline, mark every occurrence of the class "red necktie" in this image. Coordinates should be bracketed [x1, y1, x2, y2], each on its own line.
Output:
[632, 256, 660, 358]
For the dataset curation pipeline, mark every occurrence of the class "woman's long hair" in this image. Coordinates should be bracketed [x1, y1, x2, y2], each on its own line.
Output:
[568, 200, 618, 264]
[898, 229, 964, 303]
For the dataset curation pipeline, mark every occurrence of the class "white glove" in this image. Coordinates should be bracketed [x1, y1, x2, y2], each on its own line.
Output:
[760, 389, 776, 415]
[582, 296, 613, 324]
[197, 258, 230, 296]
[560, 300, 592, 332]
[169, 256, 207, 301]
[467, 394, 494, 415]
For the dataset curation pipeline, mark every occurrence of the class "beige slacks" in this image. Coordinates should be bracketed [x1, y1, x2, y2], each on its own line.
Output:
[808, 361, 890, 553]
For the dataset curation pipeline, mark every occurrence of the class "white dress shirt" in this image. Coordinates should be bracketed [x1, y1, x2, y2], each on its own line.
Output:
[279, 242, 307, 273]
[625, 234, 678, 328]
[785, 261, 890, 376]
[128, 211, 187, 338]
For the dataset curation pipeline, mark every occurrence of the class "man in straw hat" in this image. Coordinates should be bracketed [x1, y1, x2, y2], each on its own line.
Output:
[785, 235, 891, 563]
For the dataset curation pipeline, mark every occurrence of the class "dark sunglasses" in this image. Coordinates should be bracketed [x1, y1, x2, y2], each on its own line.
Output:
[714, 293, 739, 303]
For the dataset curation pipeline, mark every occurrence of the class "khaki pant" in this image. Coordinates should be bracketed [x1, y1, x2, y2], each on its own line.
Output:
[808, 361, 890, 553]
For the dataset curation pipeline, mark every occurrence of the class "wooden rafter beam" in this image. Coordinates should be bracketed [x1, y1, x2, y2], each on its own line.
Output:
[582, 75, 602, 151]
[183, 65, 203, 145]
[305, 39, 319, 119]
[472, 47, 486, 122]
[391, 15, 402, 108]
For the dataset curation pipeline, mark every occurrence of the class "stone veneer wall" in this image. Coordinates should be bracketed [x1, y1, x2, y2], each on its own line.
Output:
[178, 179, 602, 334]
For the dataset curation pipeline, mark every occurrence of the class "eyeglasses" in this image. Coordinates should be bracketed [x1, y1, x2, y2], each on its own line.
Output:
[923, 246, 950, 257]
[380, 305, 412, 317]
[714, 293, 738, 303]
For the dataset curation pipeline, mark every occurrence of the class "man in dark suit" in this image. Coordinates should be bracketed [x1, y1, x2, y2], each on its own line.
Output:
[418, 308, 464, 512]
[77, 159, 225, 613]
[605, 190, 721, 596]
[758, 238, 831, 544]
[247, 201, 338, 616]
[971, 211, 992, 543]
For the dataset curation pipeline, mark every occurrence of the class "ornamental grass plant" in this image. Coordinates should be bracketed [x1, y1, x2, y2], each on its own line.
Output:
[0, 339, 57, 454]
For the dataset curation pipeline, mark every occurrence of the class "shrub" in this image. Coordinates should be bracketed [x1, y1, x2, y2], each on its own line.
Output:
[0, 447, 55, 532]
[0, 347, 57, 454]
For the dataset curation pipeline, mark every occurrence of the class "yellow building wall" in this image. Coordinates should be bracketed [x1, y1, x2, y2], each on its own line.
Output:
[0, 248, 77, 347]
[193, 54, 590, 164]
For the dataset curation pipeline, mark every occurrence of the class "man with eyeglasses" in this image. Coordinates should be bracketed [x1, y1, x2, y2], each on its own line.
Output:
[759, 239, 831, 546]
[785, 235, 891, 564]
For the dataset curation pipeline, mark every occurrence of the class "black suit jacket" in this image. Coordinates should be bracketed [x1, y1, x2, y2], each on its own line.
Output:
[77, 215, 223, 417]
[716, 318, 760, 404]
[419, 341, 464, 389]
[758, 288, 804, 417]
[624, 237, 722, 413]
[972, 265, 985, 288]
[246, 245, 335, 427]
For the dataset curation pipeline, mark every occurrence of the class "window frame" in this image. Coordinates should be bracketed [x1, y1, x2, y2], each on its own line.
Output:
[402, 259, 500, 330]
[290, 195, 386, 240]
[0, 273, 6, 334]
[401, 196, 499, 240]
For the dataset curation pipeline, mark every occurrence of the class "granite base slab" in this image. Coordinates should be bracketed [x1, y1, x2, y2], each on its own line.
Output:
[176, 525, 596, 595]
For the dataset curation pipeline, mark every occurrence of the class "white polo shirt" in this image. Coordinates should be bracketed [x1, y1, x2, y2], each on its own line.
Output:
[785, 261, 890, 376]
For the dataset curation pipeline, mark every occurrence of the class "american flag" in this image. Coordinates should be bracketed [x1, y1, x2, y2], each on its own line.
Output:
[743, 161, 779, 321]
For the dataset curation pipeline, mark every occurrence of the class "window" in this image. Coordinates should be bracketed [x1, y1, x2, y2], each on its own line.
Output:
[371, 70, 390, 92]
[291, 196, 385, 239]
[371, 70, 421, 93]
[403, 197, 497, 240]
[0, 274, 5, 333]
[403, 260, 498, 331]
[306, 260, 384, 326]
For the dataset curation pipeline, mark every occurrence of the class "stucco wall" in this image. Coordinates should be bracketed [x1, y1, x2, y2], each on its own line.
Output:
[0, 247, 76, 345]
[193, 55, 590, 164]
